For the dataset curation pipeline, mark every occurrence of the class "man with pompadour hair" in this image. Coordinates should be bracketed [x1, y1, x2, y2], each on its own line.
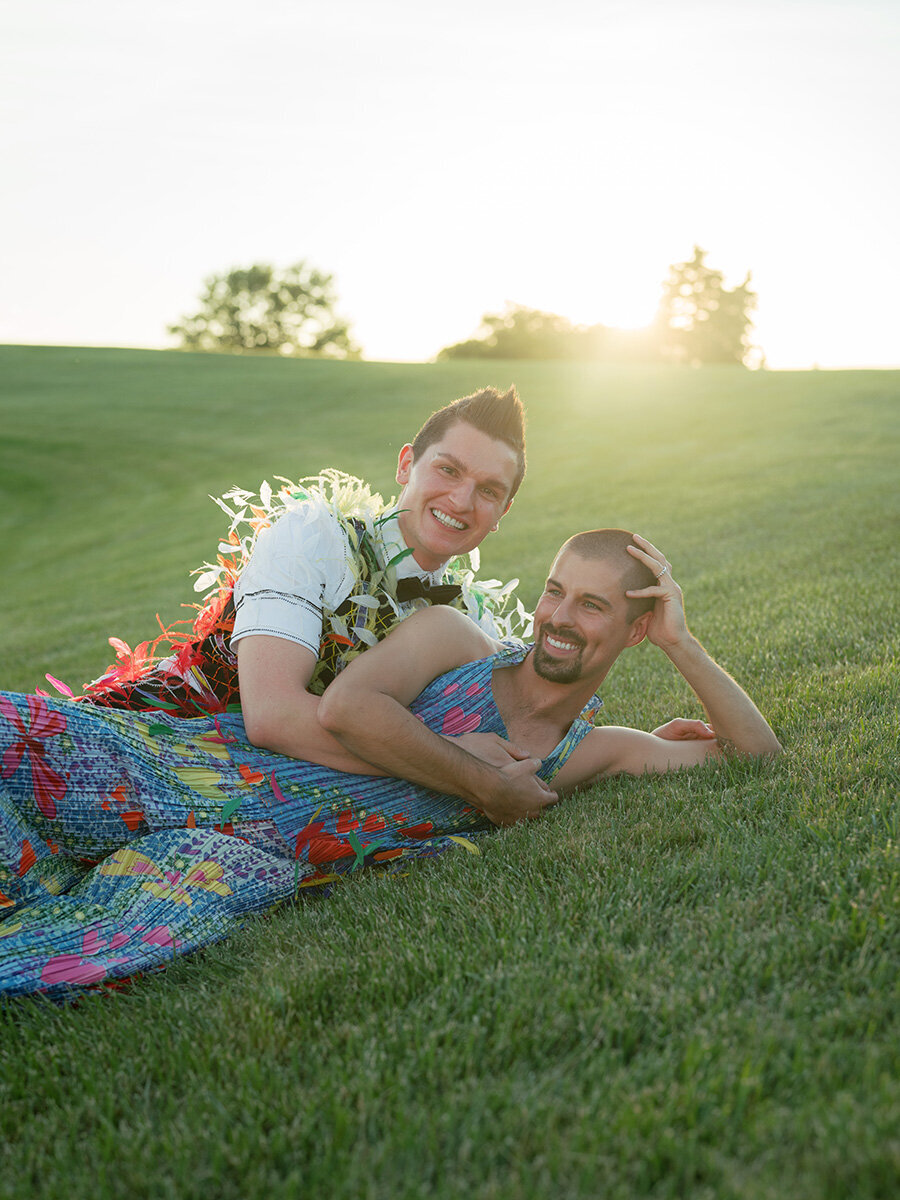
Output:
[227, 382, 556, 817]
[410, 385, 527, 501]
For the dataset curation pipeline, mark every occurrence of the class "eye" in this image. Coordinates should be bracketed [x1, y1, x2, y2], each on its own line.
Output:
[480, 486, 498, 499]
[582, 600, 599, 611]
[439, 464, 458, 477]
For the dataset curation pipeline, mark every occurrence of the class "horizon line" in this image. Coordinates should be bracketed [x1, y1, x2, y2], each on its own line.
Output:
[2, 340, 899, 373]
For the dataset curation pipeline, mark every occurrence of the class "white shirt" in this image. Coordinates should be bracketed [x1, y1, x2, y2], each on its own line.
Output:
[230, 506, 448, 655]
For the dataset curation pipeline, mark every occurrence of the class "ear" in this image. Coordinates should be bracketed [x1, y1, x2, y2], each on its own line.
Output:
[396, 443, 415, 486]
[625, 610, 653, 647]
[492, 497, 513, 532]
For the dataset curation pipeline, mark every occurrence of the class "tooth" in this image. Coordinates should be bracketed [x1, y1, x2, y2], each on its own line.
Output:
[432, 509, 465, 530]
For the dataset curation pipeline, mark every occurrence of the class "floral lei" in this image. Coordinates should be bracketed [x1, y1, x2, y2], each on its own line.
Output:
[58, 470, 533, 707]
[194, 469, 533, 692]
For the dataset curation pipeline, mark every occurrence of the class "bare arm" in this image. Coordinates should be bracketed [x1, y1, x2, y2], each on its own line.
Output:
[552, 722, 726, 792]
[552, 535, 781, 792]
[656, 634, 782, 759]
[318, 607, 560, 825]
[233, 501, 382, 772]
[553, 658, 779, 792]
[626, 534, 781, 759]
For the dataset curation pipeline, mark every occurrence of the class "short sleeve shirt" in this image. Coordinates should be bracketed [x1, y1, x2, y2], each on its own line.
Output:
[230, 504, 450, 656]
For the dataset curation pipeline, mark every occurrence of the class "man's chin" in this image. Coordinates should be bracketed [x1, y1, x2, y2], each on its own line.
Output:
[532, 648, 583, 684]
[419, 521, 478, 561]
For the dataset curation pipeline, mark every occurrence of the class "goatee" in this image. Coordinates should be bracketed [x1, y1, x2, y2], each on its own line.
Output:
[532, 626, 585, 684]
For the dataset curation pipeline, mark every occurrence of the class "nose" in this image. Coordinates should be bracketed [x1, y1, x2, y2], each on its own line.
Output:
[447, 477, 476, 512]
[550, 597, 577, 627]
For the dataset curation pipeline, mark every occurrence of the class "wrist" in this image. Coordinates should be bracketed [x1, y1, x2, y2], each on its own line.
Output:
[662, 630, 703, 665]
[445, 746, 501, 807]
[470, 766, 513, 816]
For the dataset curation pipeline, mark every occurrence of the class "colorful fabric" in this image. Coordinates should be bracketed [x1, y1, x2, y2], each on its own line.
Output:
[1, 645, 601, 1001]
[73, 471, 532, 718]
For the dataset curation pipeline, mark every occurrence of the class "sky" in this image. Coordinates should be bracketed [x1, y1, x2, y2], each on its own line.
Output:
[1, 0, 898, 368]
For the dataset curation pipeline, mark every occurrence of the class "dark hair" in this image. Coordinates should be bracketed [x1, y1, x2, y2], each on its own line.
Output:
[411, 385, 526, 500]
[560, 529, 657, 623]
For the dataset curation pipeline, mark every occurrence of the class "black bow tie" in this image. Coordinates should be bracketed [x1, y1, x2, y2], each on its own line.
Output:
[396, 578, 463, 605]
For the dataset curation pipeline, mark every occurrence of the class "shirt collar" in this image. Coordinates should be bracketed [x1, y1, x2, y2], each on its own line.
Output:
[378, 513, 446, 585]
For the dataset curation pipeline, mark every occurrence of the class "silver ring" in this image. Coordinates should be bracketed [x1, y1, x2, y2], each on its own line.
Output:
[655, 564, 669, 579]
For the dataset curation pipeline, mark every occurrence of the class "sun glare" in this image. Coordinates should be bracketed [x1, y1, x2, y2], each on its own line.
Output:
[537, 276, 663, 336]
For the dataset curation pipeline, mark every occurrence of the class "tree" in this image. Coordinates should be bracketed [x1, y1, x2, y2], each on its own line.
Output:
[168, 261, 359, 357]
[436, 249, 760, 366]
[438, 303, 658, 363]
[655, 246, 757, 366]
[438, 305, 582, 360]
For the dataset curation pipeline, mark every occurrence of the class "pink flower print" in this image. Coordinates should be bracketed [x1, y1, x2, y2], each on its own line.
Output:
[442, 707, 482, 736]
[443, 683, 460, 696]
[41, 954, 108, 987]
[0, 695, 67, 818]
[40, 927, 130, 987]
[81, 929, 107, 956]
[465, 684, 484, 696]
[141, 925, 183, 949]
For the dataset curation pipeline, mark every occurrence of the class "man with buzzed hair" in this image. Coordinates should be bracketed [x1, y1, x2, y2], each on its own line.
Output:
[315, 530, 781, 823]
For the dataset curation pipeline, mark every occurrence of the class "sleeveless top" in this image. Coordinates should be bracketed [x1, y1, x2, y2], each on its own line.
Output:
[404, 640, 603, 782]
[199, 639, 606, 874]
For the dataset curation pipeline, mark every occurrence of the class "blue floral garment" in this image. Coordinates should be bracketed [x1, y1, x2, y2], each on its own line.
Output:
[0, 644, 601, 1000]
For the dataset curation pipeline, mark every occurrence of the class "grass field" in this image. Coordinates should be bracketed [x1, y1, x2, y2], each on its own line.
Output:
[1, 346, 898, 1198]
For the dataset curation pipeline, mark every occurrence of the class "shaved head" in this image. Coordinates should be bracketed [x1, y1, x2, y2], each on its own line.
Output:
[558, 529, 657, 623]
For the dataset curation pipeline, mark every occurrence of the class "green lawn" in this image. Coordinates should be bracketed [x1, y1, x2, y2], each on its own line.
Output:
[1, 347, 898, 1198]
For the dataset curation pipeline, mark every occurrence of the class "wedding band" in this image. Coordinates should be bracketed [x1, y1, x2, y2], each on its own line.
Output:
[655, 564, 669, 578]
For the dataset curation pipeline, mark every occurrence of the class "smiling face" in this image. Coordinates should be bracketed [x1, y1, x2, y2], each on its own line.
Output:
[532, 549, 650, 685]
[395, 421, 519, 570]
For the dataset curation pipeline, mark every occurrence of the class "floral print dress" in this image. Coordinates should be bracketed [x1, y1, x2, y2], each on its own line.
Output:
[0, 643, 601, 1001]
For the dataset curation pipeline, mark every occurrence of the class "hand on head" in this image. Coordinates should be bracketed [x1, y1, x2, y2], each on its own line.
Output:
[624, 533, 689, 649]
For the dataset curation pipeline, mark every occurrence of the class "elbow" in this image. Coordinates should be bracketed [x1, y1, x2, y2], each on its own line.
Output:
[716, 730, 782, 763]
[242, 708, 279, 751]
[317, 687, 353, 738]
[745, 732, 783, 761]
[241, 695, 293, 753]
[763, 735, 784, 760]
[755, 721, 783, 760]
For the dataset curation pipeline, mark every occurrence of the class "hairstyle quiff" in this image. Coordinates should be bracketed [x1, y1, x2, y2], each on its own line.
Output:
[411, 385, 526, 500]
[561, 529, 657, 623]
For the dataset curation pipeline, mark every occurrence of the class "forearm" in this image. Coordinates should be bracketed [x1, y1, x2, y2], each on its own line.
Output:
[664, 635, 782, 757]
[315, 608, 557, 825]
[319, 686, 557, 825]
[318, 687, 500, 803]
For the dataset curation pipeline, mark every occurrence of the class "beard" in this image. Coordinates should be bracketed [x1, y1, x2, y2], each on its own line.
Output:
[532, 624, 586, 684]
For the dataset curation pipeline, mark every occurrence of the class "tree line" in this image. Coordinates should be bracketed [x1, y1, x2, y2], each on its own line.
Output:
[168, 247, 759, 367]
